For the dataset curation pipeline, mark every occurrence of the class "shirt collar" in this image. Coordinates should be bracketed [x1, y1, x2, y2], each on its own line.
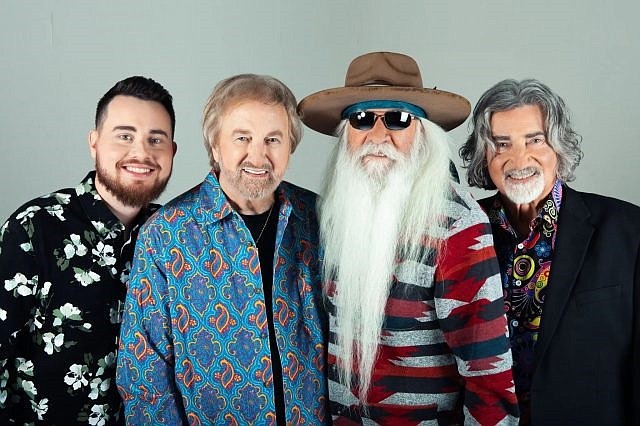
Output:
[486, 178, 564, 237]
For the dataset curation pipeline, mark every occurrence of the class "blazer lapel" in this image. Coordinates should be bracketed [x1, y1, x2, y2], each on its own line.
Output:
[534, 186, 594, 363]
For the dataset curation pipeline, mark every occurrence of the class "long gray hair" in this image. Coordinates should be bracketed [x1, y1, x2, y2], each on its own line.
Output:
[460, 78, 583, 189]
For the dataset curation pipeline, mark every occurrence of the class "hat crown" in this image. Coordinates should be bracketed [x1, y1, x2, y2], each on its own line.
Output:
[345, 52, 424, 89]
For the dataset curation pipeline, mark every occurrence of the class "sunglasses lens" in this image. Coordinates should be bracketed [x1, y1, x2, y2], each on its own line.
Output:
[383, 111, 413, 130]
[348, 111, 376, 130]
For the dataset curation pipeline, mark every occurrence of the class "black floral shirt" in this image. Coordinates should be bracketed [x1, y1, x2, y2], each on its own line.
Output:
[0, 172, 157, 425]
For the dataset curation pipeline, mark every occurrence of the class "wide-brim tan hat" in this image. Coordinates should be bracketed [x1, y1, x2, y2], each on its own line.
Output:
[297, 51, 471, 136]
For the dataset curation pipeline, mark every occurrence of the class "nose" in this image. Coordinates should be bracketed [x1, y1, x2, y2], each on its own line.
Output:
[129, 138, 152, 159]
[246, 140, 268, 164]
[507, 141, 530, 169]
[367, 116, 391, 145]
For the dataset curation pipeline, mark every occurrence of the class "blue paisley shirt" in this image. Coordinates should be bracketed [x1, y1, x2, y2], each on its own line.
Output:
[479, 179, 562, 423]
[116, 172, 328, 425]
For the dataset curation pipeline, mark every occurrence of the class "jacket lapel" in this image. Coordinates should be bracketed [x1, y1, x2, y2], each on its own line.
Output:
[534, 186, 594, 363]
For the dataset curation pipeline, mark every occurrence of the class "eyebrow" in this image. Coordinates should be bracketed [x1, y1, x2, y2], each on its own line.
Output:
[112, 125, 169, 138]
[492, 131, 545, 141]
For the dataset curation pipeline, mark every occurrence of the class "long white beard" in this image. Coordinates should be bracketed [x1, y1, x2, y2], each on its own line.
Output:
[319, 119, 452, 402]
[503, 167, 545, 205]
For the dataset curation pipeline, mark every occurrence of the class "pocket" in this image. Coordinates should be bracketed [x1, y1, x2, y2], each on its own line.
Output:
[574, 283, 621, 305]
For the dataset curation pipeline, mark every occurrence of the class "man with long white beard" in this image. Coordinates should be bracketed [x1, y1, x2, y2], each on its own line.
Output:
[298, 51, 518, 424]
[460, 78, 640, 425]
[0, 76, 177, 425]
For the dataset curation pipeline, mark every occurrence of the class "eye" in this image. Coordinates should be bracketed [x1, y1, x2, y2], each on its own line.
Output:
[493, 141, 510, 152]
[118, 134, 133, 142]
[530, 136, 546, 145]
[236, 136, 250, 143]
[265, 137, 280, 144]
[150, 137, 162, 145]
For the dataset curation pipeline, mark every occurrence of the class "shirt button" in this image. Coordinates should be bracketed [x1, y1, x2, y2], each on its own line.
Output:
[517, 243, 524, 249]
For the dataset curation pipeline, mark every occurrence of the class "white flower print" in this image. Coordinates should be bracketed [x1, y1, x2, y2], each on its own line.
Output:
[88, 404, 109, 426]
[16, 358, 34, 375]
[91, 221, 119, 240]
[4, 272, 37, 296]
[54, 192, 71, 205]
[21, 379, 37, 396]
[19, 242, 32, 252]
[88, 377, 111, 400]
[92, 242, 116, 267]
[73, 268, 101, 286]
[64, 363, 89, 390]
[0, 308, 6, 321]
[53, 302, 82, 326]
[45, 204, 65, 221]
[83, 322, 92, 329]
[42, 332, 64, 354]
[31, 398, 49, 420]
[0, 220, 8, 237]
[40, 281, 51, 296]
[64, 234, 88, 259]
[15, 205, 41, 224]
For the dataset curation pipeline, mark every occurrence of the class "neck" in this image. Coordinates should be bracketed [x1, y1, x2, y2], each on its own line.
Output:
[229, 195, 274, 215]
[95, 178, 142, 230]
[502, 198, 540, 238]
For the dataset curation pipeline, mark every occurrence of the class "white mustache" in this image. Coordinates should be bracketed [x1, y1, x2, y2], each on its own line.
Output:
[356, 142, 404, 162]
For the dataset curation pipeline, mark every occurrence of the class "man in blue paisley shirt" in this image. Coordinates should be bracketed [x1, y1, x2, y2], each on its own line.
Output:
[116, 74, 328, 425]
[460, 78, 640, 425]
[0, 76, 177, 424]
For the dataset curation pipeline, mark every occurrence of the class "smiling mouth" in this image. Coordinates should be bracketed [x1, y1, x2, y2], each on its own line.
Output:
[122, 165, 156, 175]
[242, 167, 269, 176]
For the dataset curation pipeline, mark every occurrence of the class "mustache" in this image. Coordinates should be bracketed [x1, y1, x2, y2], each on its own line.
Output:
[505, 167, 541, 179]
[355, 142, 404, 162]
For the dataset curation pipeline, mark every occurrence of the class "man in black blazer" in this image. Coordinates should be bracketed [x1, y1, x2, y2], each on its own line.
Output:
[460, 78, 640, 425]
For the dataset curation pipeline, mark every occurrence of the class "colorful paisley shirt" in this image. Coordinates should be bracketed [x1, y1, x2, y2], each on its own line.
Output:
[327, 183, 519, 425]
[0, 171, 157, 425]
[479, 179, 562, 423]
[116, 172, 328, 425]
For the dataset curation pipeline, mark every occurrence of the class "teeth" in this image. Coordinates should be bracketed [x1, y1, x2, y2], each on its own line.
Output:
[126, 166, 151, 174]
[243, 168, 267, 175]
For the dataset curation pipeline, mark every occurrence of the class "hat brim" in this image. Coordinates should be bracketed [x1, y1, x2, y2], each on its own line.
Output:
[297, 86, 471, 136]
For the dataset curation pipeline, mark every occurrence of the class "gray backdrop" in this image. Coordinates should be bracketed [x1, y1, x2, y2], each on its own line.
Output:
[2, 0, 639, 222]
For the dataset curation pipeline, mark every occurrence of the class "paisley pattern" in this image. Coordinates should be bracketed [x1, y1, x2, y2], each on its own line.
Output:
[480, 179, 562, 422]
[0, 172, 156, 425]
[116, 172, 328, 425]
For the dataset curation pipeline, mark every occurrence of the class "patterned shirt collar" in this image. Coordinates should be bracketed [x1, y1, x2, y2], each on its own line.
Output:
[486, 179, 564, 239]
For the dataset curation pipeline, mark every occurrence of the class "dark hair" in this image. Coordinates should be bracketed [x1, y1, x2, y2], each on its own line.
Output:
[460, 78, 582, 189]
[95, 76, 175, 138]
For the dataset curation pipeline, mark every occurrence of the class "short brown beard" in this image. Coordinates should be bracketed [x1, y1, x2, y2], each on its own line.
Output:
[95, 161, 170, 208]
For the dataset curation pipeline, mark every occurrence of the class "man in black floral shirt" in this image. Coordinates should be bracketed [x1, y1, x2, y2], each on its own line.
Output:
[0, 76, 177, 425]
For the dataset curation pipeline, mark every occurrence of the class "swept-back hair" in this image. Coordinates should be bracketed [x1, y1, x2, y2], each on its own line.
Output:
[202, 74, 302, 170]
[95, 76, 175, 138]
[460, 78, 583, 189]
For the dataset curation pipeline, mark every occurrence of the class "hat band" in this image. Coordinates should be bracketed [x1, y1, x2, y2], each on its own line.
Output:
[341, 100, 427, 120]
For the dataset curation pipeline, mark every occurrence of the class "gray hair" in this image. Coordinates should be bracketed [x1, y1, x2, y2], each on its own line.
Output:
[459, 78, 583, 190]
[202, 74, 303, 170]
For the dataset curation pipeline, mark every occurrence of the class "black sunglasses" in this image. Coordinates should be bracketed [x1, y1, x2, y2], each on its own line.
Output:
[348, 110, 415, 131]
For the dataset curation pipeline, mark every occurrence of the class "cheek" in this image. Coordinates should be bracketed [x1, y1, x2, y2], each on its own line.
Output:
[346, 127, 366, 150]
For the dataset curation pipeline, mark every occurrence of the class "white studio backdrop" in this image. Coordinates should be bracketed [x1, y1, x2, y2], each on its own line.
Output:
[2, 0, 639, 222]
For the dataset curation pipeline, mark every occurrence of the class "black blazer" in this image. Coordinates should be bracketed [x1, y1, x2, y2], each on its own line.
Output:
[484, 186, 640, 425]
